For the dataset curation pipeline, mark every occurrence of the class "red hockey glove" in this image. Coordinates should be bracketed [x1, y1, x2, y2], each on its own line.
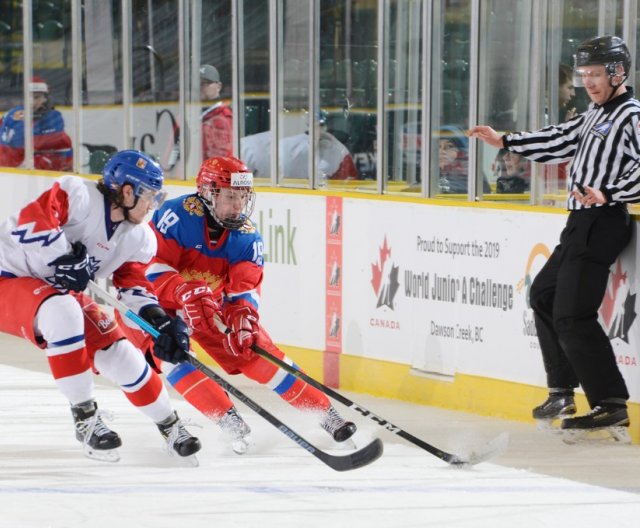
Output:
[222, 304, 259, 360]
[175, 280, 220, 334]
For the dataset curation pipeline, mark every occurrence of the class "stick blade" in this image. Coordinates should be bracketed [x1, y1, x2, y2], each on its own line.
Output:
[319, 437, 384, 472]
[448, 432, 510, 467]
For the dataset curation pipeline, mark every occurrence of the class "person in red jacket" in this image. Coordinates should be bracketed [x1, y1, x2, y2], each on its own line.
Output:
[200, 65, 233, 159]
[0, 76, 73, 171]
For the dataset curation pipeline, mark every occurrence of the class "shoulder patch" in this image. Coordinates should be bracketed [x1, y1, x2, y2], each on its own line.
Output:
[592, 120, 613, 140]
[238, 218, 256, 234]
[182, 196, 205, 216]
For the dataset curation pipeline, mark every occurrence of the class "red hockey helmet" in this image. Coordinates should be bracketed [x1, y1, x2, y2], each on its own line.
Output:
[196, 156, 255, 229]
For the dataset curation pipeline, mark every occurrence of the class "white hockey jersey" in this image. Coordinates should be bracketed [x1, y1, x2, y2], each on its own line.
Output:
[0, 175, 158, 313]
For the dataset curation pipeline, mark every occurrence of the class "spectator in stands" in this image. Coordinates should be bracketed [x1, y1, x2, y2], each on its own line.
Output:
[558, 63, 577, 122]
[200, 64, 233, 159]
[543, 64, 580, 192]
[438, 125, 490, 194]
[353, 127, 376, 180]
[0, 76, 72, 171]
[496, 149, 530, 193]
[241, 110, 357, 182]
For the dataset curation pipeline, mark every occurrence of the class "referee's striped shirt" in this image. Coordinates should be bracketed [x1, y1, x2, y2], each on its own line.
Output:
[503, 88, 640, 210]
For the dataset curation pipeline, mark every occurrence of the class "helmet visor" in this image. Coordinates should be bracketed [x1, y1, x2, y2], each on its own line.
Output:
[572, 62, 609, 88]
[136, 183, 167, 210]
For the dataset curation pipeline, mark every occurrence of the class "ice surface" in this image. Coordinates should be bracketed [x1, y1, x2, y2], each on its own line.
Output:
[1, 336, 639, 528]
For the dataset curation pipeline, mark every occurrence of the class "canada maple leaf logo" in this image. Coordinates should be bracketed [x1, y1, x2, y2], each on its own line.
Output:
[600, 260, 637, 343]
[371, 236, 399, 309]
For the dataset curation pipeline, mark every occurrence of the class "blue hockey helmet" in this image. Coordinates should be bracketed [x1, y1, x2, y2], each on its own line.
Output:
[102, 150, 166, 209]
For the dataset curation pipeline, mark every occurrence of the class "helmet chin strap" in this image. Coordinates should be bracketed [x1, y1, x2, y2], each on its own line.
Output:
[604, 70, 628, 105]
[121, 198, 139, 222]
[116, 184, 139, 222]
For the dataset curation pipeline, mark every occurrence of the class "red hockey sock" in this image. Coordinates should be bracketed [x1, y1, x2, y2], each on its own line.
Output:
[168, 364, 233, 420]
[279, 378, 330, 412]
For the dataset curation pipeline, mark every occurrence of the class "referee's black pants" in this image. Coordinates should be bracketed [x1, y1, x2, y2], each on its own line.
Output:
[529, 204, 631, 408]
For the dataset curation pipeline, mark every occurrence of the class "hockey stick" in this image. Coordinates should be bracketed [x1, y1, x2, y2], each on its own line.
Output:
[209, 314, 506, 466]
[249, 342, 508, 466]
[88, 281, 383, 472]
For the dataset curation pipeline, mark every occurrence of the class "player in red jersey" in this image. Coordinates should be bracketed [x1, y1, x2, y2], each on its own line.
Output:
[122, 155, 357, 450]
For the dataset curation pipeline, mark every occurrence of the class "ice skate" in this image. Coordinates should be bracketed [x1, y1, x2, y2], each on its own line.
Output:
[532, 391, 576, 432]
[560, 405, 630, 445]
[157, 411, 202, 463]
[218, 406, 252, 454]
[71, 400, 122, 463]
[320, 405, 357, 443]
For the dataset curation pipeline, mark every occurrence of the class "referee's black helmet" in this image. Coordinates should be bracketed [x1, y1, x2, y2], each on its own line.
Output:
[574, 35, 631, 80]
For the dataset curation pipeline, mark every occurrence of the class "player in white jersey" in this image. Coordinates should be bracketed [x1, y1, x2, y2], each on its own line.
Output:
[0, 150, 201, 461]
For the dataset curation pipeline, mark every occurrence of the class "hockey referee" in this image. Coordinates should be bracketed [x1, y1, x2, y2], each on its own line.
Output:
[470, 35, 640, 436]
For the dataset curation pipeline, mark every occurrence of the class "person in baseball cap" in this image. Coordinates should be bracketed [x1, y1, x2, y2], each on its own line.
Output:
[200, 65, 232, 158]
[200, 64, 222, 100]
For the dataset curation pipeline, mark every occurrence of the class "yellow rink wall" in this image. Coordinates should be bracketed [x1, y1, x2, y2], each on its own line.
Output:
[196, 344, 640, 444]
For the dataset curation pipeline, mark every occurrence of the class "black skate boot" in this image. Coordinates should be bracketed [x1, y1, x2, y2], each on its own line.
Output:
[71, 400, 122, 462]
[532, 390, 576, 431]
[560, 404, 630, 444]
[218, 406, 252, 455]
[320, 405, 357, 442]
[157, 411, 202, 458]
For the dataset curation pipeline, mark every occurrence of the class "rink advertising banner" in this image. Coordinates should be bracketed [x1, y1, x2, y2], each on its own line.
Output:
[248, 191, 640, 401]
[341, 201, 559, 386]
[324, 196, 343, 386]
[250, 192, 327, 351]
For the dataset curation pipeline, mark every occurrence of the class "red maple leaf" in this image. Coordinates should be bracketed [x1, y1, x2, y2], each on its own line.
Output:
[371, 236, 391, 295]
[600, 260, 627, 327]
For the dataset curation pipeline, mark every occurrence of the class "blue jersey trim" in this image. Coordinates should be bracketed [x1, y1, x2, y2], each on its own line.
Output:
[272, 371, 297, 395]
[122, 363, 150, 389]
[166, 361, 198, 386]
[49, 334, 85, 347]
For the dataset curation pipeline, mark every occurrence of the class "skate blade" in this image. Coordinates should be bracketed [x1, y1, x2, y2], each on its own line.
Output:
[231, 435, 253, 455]
[536, 419, 563, 434]
[536, 412, 576, 433]
[182, 454, 200, 467]
[338, 438, 357, 450]
[83, 445, 120, 463]
[166, 449, 200, 467]
[562, 426, 631, 445]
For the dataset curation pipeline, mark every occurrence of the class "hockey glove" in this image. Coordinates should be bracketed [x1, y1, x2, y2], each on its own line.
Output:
[222, 303, 259, 360]
[141, 306, 190, 364]
[175, 280, 220, 334]
[48, 241, 94, 292]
